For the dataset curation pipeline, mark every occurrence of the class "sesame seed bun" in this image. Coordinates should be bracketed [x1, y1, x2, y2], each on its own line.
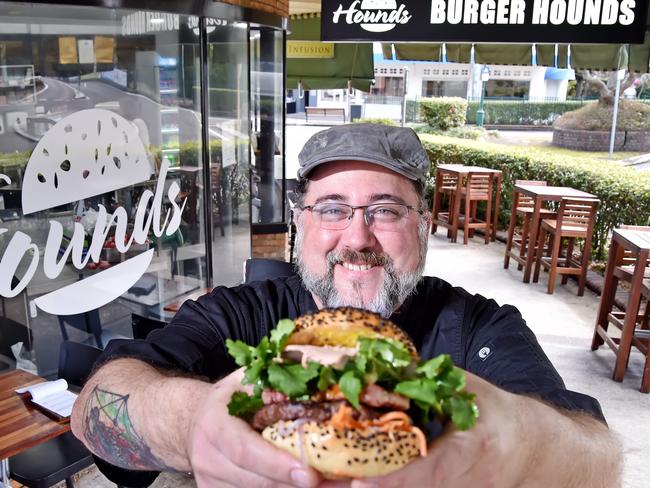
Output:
[262, 420, 421, 479]
[288, 307, 419, 360]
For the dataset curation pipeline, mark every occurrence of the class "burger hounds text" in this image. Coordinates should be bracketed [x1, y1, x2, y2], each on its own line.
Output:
[0, 160, 185, 298]
[332, 0, 637, 26]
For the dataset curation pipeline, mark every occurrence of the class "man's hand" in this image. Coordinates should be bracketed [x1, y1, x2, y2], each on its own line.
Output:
[188, 368, 323, 488]
[347, 372, 621, 488]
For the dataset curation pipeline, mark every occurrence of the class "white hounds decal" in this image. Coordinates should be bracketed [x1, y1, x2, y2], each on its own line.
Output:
[0, 109, 187, 315]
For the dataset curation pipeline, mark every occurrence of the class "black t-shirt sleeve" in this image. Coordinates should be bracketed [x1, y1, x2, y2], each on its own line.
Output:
[462, 295, 606, 423]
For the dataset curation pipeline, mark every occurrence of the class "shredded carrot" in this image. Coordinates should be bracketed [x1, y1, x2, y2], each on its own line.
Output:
[376, 411, 412, 424]
[411, 426, 428, 457]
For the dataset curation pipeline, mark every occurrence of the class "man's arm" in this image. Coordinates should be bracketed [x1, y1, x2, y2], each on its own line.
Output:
[71, 358, 323, 487]
[349, 372, 622, 488]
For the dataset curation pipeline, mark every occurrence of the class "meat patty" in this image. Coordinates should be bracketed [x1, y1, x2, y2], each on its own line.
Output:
[311, 384, 410, 411]
[250, 400, 381, 431]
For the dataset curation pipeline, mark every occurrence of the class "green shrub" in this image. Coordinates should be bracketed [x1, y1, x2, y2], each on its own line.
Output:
[420, 134, 650, 260]
[554, 99, 650, 131]
[415, 125, 486, 140]
[420, 97, 468, 130]
[353, 118, 398, 126]
[466, 100, 592, 126]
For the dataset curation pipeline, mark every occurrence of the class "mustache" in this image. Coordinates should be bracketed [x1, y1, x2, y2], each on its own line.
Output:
[326, 249, 390, 268]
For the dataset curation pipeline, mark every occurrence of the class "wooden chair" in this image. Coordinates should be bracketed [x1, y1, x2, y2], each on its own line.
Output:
[591, 225, 650, 392]
[457, 172, 494, 245]
[639, 279, 650, 392]
[533, 197, 599, 295]
[431, 172, 461, 240]
[504, 180, 557, 271]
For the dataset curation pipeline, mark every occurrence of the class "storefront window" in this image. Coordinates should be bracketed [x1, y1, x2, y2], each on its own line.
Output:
[250, 29, 284, 225]
[421, 80, 468, 98]
[0, 3, 253, 376]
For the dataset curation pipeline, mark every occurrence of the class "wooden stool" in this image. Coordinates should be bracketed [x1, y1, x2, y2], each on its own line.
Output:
[533, 197, 599, 295]
[457, 172, 494, 244]
[504, 180, 557, 271]
[431, 173, 461, 240]
[592, 226, 650, 392]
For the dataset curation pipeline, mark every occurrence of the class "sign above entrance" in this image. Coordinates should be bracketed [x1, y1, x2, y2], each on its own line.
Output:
[287, 41, 335, 58]
[320, 0, 649, 44]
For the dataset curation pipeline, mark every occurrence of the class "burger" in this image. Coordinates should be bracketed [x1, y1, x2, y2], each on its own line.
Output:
[226, 307, 478, 479]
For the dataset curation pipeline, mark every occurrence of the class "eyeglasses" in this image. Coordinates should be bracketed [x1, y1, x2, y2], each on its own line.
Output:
[300, 202, 422, 231]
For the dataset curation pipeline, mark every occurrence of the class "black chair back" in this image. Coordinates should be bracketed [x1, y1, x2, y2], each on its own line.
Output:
[58, 310, 104, 348]
[58, 341, 102, 388]
[244, 258, 296, 284]
[131, 313, 167, 340]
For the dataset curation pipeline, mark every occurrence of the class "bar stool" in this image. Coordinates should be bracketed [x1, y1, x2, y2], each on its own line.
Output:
[504, 180, 557, 271]
[457, 172, 494, 244]
[533, 197, 599, 295]
[592, 225, 650, 392]
[431, 173, 461, 240]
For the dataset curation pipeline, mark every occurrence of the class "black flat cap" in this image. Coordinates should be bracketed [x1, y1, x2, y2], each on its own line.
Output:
[298, 124, 430, 184]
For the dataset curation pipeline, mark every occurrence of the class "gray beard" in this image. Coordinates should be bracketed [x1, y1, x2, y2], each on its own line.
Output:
[294, 218, 428, 318]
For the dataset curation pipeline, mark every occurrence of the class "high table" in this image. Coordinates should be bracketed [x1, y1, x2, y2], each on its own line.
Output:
[0, 370, 71, 485]
[514, 184, 598, 283]
[431, 164, 502, 243]
[592, 228, 650, 391]
[163, 287, 213, 313]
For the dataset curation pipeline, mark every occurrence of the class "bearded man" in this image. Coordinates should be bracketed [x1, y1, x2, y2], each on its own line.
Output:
[72, 124, 621, 488]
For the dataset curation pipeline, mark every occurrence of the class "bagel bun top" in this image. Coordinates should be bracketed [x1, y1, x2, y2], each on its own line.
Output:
[288, 307, 419, 360]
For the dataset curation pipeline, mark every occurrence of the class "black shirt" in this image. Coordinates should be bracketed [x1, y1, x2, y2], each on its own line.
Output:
[100, 274, 604, 420]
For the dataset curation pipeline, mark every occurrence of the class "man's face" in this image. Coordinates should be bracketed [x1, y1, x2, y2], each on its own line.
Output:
[295, 160, 429, 318]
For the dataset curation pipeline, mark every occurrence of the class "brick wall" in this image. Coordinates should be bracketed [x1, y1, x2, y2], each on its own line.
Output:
[552, 127, 650, 152]
[219, 0, 288, 16]
[252, 232, 289, 260]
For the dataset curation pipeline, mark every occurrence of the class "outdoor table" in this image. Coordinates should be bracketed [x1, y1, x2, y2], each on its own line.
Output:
[0, 369, 71, 486]
[592, 228, 650, 391]
[431, 164, 502, 243]
[513, 184, 598, 283]
[163, 287, 213, 313]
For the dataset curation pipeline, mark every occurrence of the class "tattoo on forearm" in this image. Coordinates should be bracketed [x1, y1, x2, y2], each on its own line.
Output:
[83, 386, 172, 471]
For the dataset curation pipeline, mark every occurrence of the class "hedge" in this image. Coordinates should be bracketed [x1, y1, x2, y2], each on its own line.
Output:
[465, 100, 593, 126]
[420, 134, 650, 260]
[420, 97, 468, 130]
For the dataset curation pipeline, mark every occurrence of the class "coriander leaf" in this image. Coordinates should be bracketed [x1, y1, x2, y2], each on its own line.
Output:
[338, 370, 362, 409]
[268, 361, 320, 398]
[358, 337, 411, 368]
[318, 366, 336, 392]
[244, 359, 265, 385]
[270, 319, 296, 354]
[228, 391, 263, 418]
[445, 394, 479, 431]
[226, 339, 253, 367]
[438, 367, 466, 395]
[394, 378, 441, 407]
[416, 354, 453, 380]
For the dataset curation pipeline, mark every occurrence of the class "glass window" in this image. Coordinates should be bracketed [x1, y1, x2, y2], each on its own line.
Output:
[486, 79, 530, 98]
[0, 3, 252, 375]
[371, 76, 404, 97]
[206, 18, 252, 285]
[422, 80, 468, 98]
[250, 28, 284, 225]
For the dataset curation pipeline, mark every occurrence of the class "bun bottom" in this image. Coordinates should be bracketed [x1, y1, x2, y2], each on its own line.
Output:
[262, 420, 422, 479]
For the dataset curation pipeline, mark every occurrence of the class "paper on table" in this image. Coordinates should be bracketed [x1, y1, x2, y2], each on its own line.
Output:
[15, 378, 77, 418]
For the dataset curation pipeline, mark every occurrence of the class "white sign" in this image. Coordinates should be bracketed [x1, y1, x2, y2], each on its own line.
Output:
[0, 109, 187, 315]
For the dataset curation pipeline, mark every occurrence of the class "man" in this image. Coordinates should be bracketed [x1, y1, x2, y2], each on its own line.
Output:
[72, 124, 621, 488]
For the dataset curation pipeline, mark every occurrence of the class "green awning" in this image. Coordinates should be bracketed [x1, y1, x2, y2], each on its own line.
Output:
[287, 17, 374, 91]
[383, 34, 650, 71]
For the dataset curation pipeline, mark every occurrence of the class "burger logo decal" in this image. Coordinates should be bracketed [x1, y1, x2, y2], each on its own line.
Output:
[0, 109, 186, 315]
[332, 0, 412, 33]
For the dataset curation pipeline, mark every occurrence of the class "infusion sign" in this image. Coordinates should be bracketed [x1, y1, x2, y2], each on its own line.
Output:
[321, 0, 649, 43]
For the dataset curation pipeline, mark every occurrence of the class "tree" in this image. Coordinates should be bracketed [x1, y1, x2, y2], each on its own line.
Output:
[577, 70, 650, 104]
